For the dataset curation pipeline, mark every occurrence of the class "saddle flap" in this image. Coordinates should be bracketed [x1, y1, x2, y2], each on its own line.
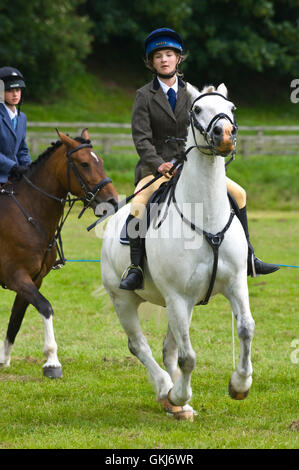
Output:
[120, 181, 171, 245]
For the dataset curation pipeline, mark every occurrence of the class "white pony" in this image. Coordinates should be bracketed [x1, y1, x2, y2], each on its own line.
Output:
[101, 83, 255, 420]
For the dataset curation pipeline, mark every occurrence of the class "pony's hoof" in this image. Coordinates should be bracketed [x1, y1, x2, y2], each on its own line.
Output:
[228, 380, 249, 400]
[160, 398, 196, 422]
[43, 366, 63, 379]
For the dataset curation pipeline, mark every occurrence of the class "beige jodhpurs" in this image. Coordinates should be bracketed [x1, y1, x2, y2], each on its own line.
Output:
[130, 174, 247, 219]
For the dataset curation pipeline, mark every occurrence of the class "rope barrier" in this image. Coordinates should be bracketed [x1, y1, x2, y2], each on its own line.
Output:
[65, 260, 299, 268]
[66, 259, 101, 262]
[276, 264, 299, 268]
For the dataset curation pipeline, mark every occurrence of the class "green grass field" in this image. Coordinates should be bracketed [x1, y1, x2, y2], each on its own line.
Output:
[0, 72, 298, 449]
[0, 204, 298, 449]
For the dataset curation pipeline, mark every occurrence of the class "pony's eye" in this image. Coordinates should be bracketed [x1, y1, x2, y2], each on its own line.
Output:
[231, 106, 236, 112]
[194, 106, 201, 114]
[80, 162, 89, 168]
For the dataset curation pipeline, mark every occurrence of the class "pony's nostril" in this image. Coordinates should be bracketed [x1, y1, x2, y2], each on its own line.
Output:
[108, 198, 118, 209]
[231, 126, 237, 135]
[213, 125, 222, 136]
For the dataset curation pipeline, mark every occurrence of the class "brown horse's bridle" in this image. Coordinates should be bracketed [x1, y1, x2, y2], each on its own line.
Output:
[20, 142, 112, 210]
[66, 143, 112, 218]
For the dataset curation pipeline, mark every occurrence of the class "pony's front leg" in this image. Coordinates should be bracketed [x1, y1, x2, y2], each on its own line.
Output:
[227, 285, 255, 399]
[163, 325, 180, 382]
[41, 314, 62, 379]
[166, 298, 196, 407]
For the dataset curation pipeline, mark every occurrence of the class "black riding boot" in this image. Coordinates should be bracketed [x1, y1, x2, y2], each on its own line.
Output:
[238, 206, 279, 277]
[119, 216, 144, 290]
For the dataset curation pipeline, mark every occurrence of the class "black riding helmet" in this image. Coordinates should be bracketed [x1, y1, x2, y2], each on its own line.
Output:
[0, 66, 26, 90]
[0, 66, 26, 113]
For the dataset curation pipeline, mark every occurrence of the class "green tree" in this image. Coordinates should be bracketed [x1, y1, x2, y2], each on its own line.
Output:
[184, 0, 299, 95]
[0, 0, 92, 99]
[81, 0, 193, 83]
[82, 0, 299, 98]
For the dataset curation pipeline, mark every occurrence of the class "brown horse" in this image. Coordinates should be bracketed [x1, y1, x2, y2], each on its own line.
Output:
[0, 129, 118, 378]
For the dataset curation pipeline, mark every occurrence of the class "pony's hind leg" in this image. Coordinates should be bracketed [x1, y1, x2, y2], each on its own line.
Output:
[227, 285, 255, 399]
[110, 290, 174, 402]
[0, 294, 29, 367]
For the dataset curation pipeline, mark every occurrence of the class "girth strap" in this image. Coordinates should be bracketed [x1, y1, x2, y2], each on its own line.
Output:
[199, 210, 235, 304]
[172, 192, 235, 305]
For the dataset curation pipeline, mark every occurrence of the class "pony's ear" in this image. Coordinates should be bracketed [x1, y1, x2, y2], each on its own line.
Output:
[217, 83, 228, 98]
[186, 82, 200, 102]
[56, 129, 77, 148]
[81, 128, 90, 141]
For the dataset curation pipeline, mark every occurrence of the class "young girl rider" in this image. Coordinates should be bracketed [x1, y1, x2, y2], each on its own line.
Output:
[0, 66, 32, 184]
[119, 28, 278, 290]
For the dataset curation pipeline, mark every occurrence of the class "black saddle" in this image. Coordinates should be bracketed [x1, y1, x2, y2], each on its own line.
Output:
[120, 166, 240, 245]
[120, 178, 175, 245]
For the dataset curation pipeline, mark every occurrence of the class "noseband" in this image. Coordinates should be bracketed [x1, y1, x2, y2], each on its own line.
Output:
[66, 143, 112, 217]
[189, 92, 238, 157]
[67, 143, 112, 204]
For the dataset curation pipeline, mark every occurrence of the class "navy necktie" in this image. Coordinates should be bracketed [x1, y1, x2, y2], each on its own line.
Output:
[12, 116, 18, 130]
[167, 88, 177, 111]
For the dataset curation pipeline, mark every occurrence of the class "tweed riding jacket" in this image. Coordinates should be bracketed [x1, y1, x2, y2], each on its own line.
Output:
[132, 76, 191, 185]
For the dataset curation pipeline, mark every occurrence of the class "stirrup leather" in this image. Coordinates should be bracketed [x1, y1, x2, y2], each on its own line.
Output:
[249, 253, 257, 278]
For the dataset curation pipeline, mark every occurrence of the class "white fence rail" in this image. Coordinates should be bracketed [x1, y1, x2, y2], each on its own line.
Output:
[27, 122, 299, 158]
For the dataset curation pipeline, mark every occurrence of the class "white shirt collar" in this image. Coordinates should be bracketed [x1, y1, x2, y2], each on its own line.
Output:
[3, 103, 18, 121]
[157, 76, 178, 96]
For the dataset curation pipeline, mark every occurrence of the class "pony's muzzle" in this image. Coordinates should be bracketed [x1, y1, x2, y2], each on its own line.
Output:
[213, 121, 236, 155]
[94, 198, 118, 217]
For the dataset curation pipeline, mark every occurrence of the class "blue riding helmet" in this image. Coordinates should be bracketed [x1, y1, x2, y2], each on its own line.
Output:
[145, 28, 184, 58]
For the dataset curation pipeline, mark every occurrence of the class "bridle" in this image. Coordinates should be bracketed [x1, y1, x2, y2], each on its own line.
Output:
[66, 143, 112, 217]
[21, 142, 112, 211]
[189, 92, 238, 158]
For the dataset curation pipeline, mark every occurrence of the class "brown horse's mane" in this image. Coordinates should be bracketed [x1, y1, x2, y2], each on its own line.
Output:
[23, 136, 91, 180]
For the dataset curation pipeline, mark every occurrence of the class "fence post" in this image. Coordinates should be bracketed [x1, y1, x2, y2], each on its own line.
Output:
[102, 137, 111, 155]
[240, 138, 249, 159]
[257, 130, 263, 154]
[28, 136, 39, 155]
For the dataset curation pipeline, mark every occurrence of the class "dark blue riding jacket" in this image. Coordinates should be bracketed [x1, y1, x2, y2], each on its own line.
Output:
[0, 103, 31, 183]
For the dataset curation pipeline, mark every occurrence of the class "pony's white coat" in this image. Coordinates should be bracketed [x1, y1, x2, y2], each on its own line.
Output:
[101, 83, 255, 411]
